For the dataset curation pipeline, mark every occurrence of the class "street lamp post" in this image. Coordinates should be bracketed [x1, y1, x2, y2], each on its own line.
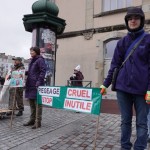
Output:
[23, 0, 66, 86]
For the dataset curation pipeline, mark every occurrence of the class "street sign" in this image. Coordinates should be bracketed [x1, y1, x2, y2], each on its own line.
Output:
[37, 86, 102, 115]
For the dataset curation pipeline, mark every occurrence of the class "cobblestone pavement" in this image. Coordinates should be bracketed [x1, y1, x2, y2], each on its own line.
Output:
[0, 105, 149, 150]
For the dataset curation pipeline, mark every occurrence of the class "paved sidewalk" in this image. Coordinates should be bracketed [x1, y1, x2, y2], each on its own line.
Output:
[0, 105, 149, 150]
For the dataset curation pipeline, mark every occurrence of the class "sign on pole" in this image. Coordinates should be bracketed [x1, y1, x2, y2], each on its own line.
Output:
[37, 86, 102, 115]
[9, 69, 25, 128]
[10, 70, 25, 87]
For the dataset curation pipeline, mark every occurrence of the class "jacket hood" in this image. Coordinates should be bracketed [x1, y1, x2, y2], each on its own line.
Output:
[125, 7, 145, 32]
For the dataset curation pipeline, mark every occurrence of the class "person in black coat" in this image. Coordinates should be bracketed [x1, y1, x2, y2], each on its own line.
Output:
[70, 65, 84, 87]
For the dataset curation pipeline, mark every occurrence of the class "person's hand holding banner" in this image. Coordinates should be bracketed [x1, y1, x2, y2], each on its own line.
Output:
[145, 91, 150, 104]
[100, 85, 106, 95]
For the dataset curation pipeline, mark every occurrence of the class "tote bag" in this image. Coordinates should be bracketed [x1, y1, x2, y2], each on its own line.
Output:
[0, 70, 11, 102]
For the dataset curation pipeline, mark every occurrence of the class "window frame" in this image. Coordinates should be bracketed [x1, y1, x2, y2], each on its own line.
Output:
[102, 0, 132, 12]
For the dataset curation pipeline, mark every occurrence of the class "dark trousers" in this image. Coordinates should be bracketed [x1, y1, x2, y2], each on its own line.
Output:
[29, 99, 42, 123]
[9, 88, 24, 111]
[117, 90, 149, 150]
[148, 107, 150, 138]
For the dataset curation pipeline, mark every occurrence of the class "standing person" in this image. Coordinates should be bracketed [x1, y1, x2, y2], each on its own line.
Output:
[100, 7, 149, 150]
[23, 47, 46, 129]
[7, 57, 25, 116]
[70, 65, 84, 87]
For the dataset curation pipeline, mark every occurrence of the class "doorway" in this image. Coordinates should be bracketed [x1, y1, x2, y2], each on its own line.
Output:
[100, 34, 125, 114]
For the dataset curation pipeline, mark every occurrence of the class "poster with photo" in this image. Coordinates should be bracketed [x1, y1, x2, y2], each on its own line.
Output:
[39, 28, 56, 86]
[31, 28, 56, 86]
[39, 28, 56, 58]
[10, 70, 25, 87]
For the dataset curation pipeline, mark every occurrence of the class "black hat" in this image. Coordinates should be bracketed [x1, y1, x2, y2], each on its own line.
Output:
[124, 7, 145, 32]
[30, 46, 40, 55]
[12, 57, 22, 61]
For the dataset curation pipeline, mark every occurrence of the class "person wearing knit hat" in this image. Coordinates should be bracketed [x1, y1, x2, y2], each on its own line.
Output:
[24, 46, 46, 129]
[100, 7, 150, 149]
[74, 65, 80, 71]
[70, 65, 84, 87]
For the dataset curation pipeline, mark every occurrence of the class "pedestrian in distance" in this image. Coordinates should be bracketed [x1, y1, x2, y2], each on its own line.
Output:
[7, 57, 25, 116]
[70, 65, 84, 87]
[70, 65, 84, 113]
[23, 46, 46, 129]
[100, 7, 150, 150]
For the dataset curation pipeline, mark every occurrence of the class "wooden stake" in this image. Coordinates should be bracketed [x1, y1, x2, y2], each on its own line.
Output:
[93, 115, 100, 150]
[35, 101, 39, 129]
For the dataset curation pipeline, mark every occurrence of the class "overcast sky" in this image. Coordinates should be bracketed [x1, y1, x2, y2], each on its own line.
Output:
[0, 0, 37, 59]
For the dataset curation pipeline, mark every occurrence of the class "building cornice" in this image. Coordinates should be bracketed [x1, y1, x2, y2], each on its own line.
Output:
[57, 24, 126, 39]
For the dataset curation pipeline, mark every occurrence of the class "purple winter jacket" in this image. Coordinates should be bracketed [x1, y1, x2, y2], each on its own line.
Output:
[103, 29, 150, 95]
[25, 55, 46, 99]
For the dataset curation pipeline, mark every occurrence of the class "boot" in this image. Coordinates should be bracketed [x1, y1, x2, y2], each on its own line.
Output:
[23, 120, 35, 126]
[16, 111, 23, 116]
[31, 122, 41, 129]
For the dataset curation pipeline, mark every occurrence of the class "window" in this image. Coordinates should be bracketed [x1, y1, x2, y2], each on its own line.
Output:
[104, 39, 119, 84]
[105, 39, 119, 59]
[102, 0, 132, 12]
